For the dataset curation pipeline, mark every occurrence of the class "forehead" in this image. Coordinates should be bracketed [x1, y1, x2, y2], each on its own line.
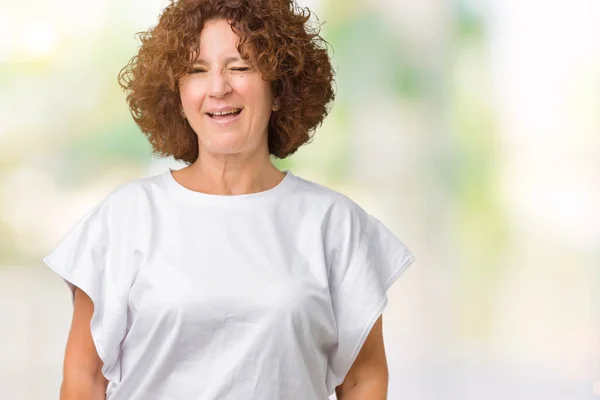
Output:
[195, 18, 242, 60]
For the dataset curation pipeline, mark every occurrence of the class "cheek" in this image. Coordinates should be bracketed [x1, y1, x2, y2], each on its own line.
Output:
[179, 80, 206, 105]
[231, 77, 272, 110]
[229, 75, 252, 95]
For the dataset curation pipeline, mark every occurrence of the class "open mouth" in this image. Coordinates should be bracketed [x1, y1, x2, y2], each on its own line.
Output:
[206, 108, 243, 119]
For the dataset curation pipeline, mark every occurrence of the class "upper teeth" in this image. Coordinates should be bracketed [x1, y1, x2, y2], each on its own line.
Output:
[210, 109, 240, 116]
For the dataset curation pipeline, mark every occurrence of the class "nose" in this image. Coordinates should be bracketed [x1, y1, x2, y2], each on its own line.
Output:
[207, 69, 232, 98]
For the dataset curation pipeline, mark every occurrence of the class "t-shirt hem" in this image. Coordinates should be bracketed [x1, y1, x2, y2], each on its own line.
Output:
[330, 249, 415, 392]
[42, 255, 114, 384]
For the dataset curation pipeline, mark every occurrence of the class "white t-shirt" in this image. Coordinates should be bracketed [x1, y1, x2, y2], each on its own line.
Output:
[43, 168, 415, 400]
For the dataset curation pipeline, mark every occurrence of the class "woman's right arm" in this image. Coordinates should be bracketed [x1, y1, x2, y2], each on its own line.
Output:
[60, 287, 108, 400]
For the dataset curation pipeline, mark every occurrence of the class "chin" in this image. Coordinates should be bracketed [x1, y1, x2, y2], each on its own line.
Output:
[201, 136, 250, 155]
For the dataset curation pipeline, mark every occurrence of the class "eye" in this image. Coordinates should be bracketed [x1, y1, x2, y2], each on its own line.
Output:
[230, 67, 250, 72]
[188, 68, 207, 74]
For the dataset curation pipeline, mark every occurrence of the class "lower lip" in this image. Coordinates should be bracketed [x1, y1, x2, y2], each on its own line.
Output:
[206, 110, 243, 126]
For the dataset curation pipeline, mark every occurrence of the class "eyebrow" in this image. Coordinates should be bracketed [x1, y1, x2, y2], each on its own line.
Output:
[193, 56, 246, 64]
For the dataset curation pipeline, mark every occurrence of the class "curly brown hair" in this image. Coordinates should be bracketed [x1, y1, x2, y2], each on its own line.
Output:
[117, 0, 336, 163]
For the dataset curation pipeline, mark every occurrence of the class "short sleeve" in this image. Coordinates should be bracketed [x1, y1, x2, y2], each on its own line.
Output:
[42, 188, 141, 385]
[326, 212, 415, 393]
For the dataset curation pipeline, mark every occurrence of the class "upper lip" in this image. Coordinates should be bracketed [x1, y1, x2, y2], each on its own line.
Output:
[205, 106, 243, 114]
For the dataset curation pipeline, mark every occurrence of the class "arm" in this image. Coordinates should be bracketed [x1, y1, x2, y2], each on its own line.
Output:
[335, 315, 389, 400]
[60, 288, 108, 400]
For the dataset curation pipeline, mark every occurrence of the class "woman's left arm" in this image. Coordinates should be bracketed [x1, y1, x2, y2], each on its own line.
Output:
[334, 315, 389, 400]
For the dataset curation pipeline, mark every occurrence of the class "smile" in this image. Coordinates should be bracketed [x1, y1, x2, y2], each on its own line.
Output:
[205, 108, 243, 126]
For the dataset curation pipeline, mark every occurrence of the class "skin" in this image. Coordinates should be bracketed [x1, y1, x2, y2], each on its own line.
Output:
[60, 288, 107, 399]
[61, 17, 389, 400]
[175, 17, 285, 195]
[335, 315, 390, 399]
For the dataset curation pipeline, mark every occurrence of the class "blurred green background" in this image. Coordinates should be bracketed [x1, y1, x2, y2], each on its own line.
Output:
[1, 0, 599, 399]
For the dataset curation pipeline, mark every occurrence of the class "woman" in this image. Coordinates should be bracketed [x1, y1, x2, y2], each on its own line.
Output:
[42, 0, 415, 399]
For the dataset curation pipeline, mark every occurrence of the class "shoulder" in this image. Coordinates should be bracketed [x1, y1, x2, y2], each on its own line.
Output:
[291, 173, 372, 231]
[68, 172, 165, 240]
[109, 171, 163, 202]
[290, 174, 373, 268]
[98, 172, 164, 215]
[291, 174, 366, 213]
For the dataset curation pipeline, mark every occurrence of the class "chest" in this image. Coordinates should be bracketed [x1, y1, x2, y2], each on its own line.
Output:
[128, 210, 334, 331]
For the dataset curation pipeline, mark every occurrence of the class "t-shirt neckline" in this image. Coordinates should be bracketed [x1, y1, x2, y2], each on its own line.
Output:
[161, 167, 296, 207]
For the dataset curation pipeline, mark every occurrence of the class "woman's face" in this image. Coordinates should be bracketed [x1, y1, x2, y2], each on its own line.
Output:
[178, 18, 275, 157]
